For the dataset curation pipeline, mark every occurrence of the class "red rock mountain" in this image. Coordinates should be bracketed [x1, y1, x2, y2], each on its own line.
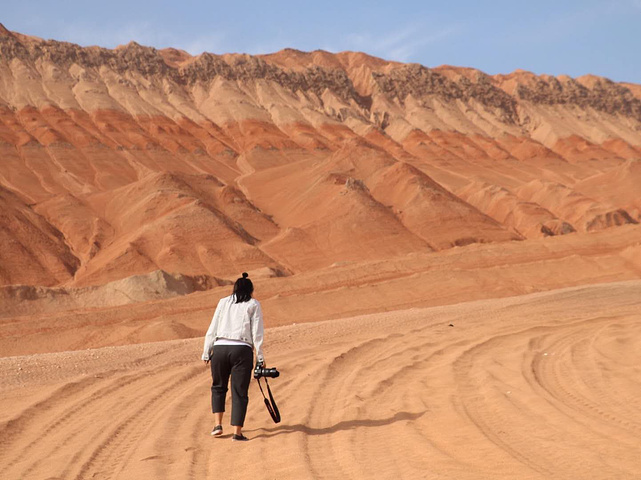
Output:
[0, 26, 639, 289]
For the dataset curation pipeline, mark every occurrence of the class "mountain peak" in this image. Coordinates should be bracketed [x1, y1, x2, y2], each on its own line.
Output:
[0, 23, 13, 37]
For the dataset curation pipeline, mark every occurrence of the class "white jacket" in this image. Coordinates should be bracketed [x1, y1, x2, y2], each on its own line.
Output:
[201, 295, 265, 363]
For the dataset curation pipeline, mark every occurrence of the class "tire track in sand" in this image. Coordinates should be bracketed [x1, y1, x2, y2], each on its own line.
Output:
[1, 281, 640, 479]
[69, 365, 203, 480]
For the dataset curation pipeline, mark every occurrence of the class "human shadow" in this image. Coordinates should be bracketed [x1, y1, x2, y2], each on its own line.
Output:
[248, 410, 426, 439]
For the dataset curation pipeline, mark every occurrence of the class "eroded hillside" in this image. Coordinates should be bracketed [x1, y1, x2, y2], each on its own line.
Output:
[0, 25, 639, 288]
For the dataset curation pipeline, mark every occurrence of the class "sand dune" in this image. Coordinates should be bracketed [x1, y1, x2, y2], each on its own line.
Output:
[1, 281, 640, 479]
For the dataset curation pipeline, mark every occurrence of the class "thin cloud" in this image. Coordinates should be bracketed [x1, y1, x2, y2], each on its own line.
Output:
[58, 21, 170, 48]
[615, 0, 641, 10]
[506, 1, 639, 47]
[179, 33, 228, 55]
[45, 21, 228, 55]
[245, 38, 295, 56]
[341, 22, 462, 62]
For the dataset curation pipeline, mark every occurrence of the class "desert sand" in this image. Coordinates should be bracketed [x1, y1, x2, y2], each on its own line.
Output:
[1, 25, 641, 479]
[1, 281, 641, 479]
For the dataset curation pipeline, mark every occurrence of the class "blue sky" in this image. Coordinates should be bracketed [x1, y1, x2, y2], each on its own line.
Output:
[3, 0, 641, 83]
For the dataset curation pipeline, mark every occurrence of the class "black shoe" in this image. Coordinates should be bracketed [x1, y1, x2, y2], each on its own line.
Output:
[211, 425, 223, 437]
[232, 433, 249, 442]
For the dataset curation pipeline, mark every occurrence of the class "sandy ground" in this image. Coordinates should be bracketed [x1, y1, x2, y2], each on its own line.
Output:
[1, 30, 641, 479]
[1, 280, 640, 480]
[2, 224, 640, 358]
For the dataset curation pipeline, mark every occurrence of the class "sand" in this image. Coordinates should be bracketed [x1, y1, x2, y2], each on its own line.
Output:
[2, 27, 641, 479]
[1, 281, 640, 479]
[2, 223, 640, 358]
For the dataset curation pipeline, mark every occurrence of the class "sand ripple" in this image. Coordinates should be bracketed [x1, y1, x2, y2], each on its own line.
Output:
[1, 281, 640, 479]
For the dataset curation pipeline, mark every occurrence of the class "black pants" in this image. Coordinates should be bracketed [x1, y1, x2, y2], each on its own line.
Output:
[210, 345, 254, 427]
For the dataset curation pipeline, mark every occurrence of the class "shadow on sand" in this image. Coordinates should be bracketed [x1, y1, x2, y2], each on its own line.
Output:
[248, 410, 427, 439]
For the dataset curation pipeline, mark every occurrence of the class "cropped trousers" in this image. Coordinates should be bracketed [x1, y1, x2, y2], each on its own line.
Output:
[210, 345, 254, 426]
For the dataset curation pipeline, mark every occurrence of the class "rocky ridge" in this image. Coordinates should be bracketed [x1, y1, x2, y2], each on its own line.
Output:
[2, 28, 641, 124]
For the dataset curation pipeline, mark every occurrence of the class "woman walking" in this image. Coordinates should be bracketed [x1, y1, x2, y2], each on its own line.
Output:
[202, 272, 265, 442]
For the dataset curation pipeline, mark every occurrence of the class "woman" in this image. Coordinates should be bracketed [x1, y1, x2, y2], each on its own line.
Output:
[202, 272, 265, 442]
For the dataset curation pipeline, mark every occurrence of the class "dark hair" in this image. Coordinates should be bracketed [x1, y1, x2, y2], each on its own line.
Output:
[233, 272, 254, 303]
